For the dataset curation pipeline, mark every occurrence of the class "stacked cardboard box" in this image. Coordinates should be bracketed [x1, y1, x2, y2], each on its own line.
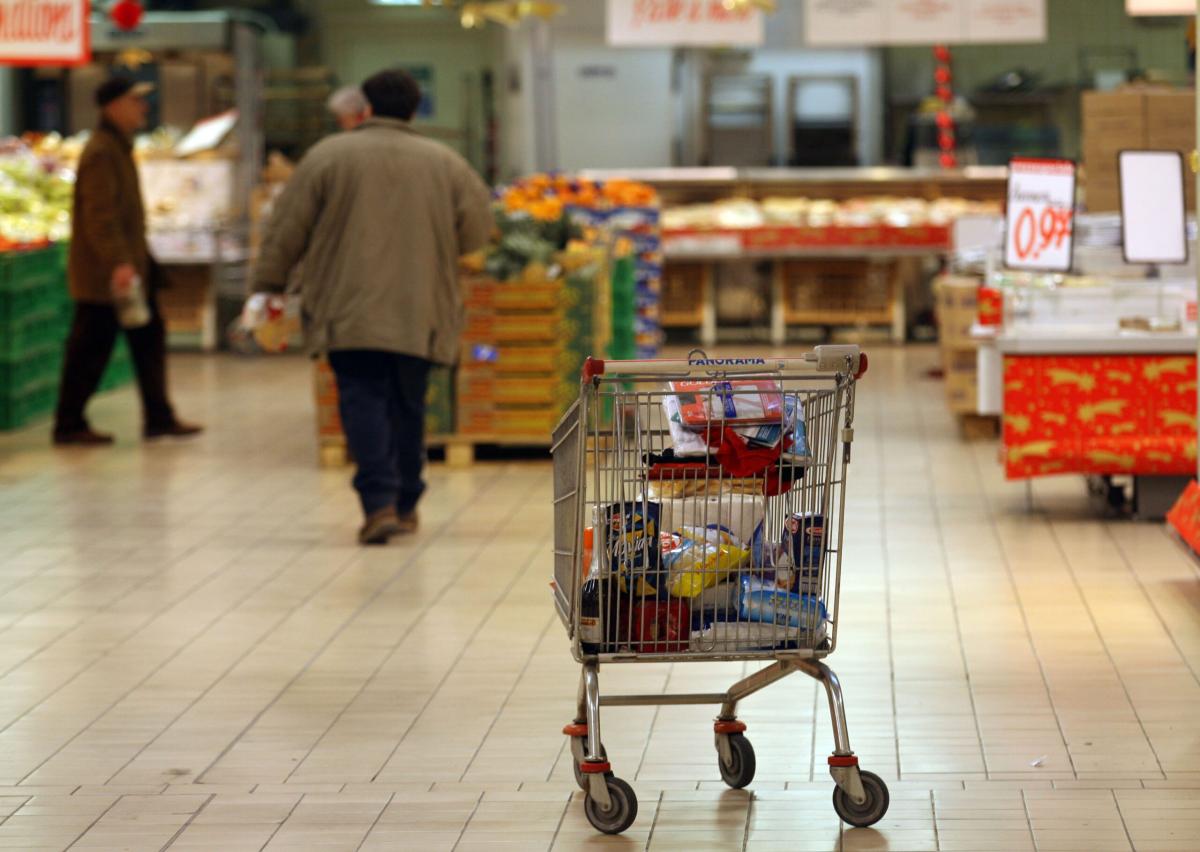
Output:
[457, 252, 609, 439]
[934, 274, 981, 416]
[313, 358, 456, 465]
[1082, 88, 1196, 212]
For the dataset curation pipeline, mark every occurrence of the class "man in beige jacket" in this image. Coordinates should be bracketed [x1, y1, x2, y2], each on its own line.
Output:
[254, 68, 492, 544]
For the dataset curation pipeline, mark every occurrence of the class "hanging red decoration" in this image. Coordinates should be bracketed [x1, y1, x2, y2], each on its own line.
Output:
[111, 0, 144, 32]
[932, 44, 957, 171]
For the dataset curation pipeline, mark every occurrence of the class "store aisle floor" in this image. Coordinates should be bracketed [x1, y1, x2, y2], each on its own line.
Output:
[0, 347, 1198, 851]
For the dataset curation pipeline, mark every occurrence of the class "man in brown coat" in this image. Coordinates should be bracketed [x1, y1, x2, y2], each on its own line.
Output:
[53, 76, 201, 446]
[255, 68, 492, 545]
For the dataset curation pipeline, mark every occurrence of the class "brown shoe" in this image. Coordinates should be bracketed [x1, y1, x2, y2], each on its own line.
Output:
[53, 428, 115, 446]
[396, 511, 419, 534]
[144, 421, 204, 440]
[358, 508, 403, 546]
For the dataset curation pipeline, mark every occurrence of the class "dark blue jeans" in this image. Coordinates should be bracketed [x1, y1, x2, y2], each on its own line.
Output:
[327, 350, 431, 517]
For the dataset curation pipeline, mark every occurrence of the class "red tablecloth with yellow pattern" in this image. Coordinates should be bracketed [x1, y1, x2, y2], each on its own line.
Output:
[1003, 354, 1197, 479]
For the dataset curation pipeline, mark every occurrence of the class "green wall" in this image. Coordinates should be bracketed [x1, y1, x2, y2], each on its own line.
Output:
[884, 0, 1193, 160]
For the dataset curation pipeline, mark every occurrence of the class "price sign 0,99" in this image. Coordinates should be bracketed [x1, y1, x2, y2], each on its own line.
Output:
[1004, 158, 1077, 273]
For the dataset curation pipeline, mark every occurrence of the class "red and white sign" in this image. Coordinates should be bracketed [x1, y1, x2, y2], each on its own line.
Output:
[607, 0, 765, 47]
[1004, 158, 1076, 272]
[805, 0, 1046, 46]
[0, 0, 89, 66]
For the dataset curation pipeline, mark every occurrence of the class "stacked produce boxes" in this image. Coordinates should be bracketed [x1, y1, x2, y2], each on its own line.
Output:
[457, 250, 609, 439]
[0, 244, 132, 430]
[313, 358, 454, 465]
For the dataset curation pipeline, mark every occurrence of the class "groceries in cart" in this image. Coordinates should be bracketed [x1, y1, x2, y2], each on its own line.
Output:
[580, 497, 831, 654]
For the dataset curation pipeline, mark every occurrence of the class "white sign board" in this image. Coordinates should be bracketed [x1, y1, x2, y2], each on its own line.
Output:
[805, 0, 1046, 45]
[1119, 150, 1189, 266]
[1004, 158, 1077, 272]
[607, 0, 764, 47]
[1126, 0, 1194, 15]
[964, 0, 1047, 44]
[0, 0, 89, 66]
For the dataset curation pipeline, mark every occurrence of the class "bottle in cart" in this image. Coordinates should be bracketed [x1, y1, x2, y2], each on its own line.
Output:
[579, 526, 606, 654]
[113, 273, 150, 329]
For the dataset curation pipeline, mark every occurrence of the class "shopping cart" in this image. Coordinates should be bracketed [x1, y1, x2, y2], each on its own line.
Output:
[551, 346, 887, 835]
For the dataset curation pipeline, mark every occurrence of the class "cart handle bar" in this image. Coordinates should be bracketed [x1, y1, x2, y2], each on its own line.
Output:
[583, 346, 867, 382]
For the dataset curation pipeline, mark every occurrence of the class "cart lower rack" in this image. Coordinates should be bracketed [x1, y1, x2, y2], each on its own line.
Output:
[551, 346, 888, 835]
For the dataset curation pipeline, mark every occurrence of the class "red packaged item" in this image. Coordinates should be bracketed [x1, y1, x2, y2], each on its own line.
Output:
[669, 380, 784, 427]
[978, 287, 1003, 327]
[632, 601, 690, 653]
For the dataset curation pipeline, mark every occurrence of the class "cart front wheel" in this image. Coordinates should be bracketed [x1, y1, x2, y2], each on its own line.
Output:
[584, 775, 638, 835]
[718, 733, 756, 789]
[572, 741, 607, 791]
[832, 770, 890, 828]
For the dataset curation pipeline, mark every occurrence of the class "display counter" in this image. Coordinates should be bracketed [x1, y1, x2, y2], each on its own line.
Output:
[584, 167, 1008, 345]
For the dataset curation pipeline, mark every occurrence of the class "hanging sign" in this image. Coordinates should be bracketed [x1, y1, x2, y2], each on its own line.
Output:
[0, 0, 89, 66]
[1126, 0, 1194, 14]
[607, 0, 765, 47]
[1119, 150, 1189, 266]
[1003, 158, 1077, 272]
[804, 0, 1046, 46]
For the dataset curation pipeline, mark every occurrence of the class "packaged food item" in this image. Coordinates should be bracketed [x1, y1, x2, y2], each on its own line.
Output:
[657, 493, 765, 547]
[661, 525, 750, 599]
[670, 379, 784, 427]
[662, 395, 712, 457]
[604, 501, 662, 596]
[782, 512, 826, 595]
[689, 621, 798, 652]
[739, 575, 828, 630]
[632, 600, 690, 653]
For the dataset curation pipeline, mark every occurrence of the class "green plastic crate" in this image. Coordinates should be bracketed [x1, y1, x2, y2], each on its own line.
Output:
[0, 308, 70, 361]
[0, 344, 63, 397]
[0, 379, 57, 430]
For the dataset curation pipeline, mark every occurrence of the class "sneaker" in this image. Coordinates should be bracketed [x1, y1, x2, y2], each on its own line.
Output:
[396, 510, 419, 534]
[144, 421, 204, 440]
[358, 508, 403, 546]
[53, 428, 115, 446]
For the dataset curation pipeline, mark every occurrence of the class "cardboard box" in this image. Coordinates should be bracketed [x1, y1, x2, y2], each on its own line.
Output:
[933, 275, 980, 348]
[1082, 88, 1197, 212]
[942, 346, 978, 415]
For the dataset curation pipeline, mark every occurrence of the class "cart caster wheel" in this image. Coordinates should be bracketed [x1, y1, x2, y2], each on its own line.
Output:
[572, 741, 607, 791]
[832, 770, 889, 828]
[584, 774, 638, 835]
[718, 733, 756, 789]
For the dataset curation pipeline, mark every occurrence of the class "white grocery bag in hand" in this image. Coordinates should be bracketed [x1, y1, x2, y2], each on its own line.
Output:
[1004, 157, 1076, 272]
[228, 293, 299, 354]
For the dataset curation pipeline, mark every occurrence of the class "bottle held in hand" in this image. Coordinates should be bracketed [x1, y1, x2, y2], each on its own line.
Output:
[113, 272, 150, 329]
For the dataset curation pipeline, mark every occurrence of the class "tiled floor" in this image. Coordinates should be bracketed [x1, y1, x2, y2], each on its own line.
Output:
[0, 346, 1198, 851]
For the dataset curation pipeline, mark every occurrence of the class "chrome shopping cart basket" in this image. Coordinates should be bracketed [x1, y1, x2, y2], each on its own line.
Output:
[550, 346, 887, 835]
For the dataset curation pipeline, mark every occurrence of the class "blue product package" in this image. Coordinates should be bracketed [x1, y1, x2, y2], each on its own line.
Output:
[781, 512, 824, 593]
[605, 501, 662, 595]
[739, 576, 827, 629]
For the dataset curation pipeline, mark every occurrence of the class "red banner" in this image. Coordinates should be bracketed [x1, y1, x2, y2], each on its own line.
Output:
[1003, 354, 1197, 479]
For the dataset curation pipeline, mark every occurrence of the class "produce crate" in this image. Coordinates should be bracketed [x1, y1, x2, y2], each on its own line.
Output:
[0, 379, 58, 430]
[661, 262, 708, 328]
[0, 308, 69, 360]
[780, 259, 892, 325]
[0, 343, 63, 396]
